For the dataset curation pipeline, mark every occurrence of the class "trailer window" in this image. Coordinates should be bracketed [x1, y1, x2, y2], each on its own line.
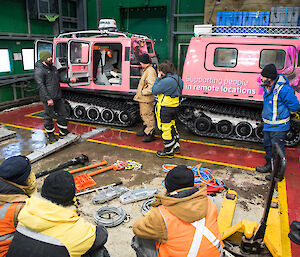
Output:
[70, 42, 89, 64]
[260, 49, 285, 70]
[146, 42, 153, 54]
[0, 49, 11, 73]
[214, 48, 237, 68]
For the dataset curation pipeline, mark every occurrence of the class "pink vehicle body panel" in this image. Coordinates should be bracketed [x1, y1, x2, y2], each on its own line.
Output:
[53, 36, 156, 94]
[182, 36, 300, 103]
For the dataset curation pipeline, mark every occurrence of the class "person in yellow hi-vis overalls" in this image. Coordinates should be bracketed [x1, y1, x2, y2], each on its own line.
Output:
[152, 60, 183, 158]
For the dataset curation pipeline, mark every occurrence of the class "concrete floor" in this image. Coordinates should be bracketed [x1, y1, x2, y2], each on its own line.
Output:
[0, 104, 275, 256]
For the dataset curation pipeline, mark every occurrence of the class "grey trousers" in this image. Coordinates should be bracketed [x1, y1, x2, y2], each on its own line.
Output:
[131, 236, 158, 257]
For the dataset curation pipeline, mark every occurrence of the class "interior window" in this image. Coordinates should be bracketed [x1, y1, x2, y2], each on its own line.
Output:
[93, 43, 122, 86]
[22, 49, 34, 70]
[56, 43, 67, 68]
[214, 48, 237, 68]
[70, 42, 89, 64]
[0, 49, 11, 72]
[260, 49, 285, 70]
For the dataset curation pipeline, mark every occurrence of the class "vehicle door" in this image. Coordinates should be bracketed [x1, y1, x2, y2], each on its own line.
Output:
[67, 39, 91, 86]
[34, 40, 53, 63]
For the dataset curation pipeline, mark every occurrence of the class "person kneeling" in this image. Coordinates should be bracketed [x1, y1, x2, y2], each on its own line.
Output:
[132, 165, 223, 257]
[7, 170, 109, 257]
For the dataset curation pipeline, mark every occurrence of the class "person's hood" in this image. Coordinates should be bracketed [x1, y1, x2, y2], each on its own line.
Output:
[18, 195, 80, 233]
[0, 178, 28, 204]
[153, 184, 208, 223]
[267, 74, 288, 94]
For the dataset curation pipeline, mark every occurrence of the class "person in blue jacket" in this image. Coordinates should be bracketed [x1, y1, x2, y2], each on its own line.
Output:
[256, 64, 300, 179]
[152, 60, 183, 158]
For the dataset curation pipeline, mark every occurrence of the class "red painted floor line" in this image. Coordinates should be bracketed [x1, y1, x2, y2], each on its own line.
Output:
[1, 103, 300, 255]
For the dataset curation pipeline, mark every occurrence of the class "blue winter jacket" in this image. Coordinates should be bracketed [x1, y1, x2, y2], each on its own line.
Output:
[262, 74, 300, 131]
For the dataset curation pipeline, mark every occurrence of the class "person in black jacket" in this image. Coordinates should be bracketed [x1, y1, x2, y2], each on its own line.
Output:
[35, 50, 77, 143]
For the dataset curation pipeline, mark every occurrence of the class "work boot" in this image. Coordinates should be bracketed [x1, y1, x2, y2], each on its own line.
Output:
[173, 146, 181, 154]
[136, 126, 146, 137]
[289, 221, 300, 245]
[265, 174, 271, 181]
[142, 133, 155, 143]
[136, 130, 146, 137]
[47, 133, 58, 144]
[156, 150, 174, 159]
[256, 158, 271, 173]
[59, 130, 70, 138]
[173, 142, 181, 154]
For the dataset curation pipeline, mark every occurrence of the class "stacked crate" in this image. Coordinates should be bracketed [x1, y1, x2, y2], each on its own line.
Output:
[270, 7, 299, 26]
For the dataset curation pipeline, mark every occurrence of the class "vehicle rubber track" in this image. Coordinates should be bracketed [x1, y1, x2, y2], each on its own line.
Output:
[178, 99, 300, 146]
[63, 91, 139, 127]
[179, 99, 263, 143]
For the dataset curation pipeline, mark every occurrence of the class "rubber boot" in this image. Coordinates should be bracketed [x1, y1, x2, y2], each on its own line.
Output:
[47, 132, 58, 144]
[256, 158, 271, 173]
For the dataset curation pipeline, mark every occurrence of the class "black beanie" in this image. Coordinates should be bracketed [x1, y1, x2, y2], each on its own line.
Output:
[165, 165, 194, 193]
[138, 53, 151, 64]
[0, 156, 31, 184]
[261, 64, 278, 80]
[41, 170, 75, 206]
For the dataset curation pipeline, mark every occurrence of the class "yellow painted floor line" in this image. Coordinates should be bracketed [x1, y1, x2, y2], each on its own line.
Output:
[23, 109, 264, 154]
[88, 139, 255, 171]
[0, 122, 43, 132]
[25, 111, 99, 128]
[278, 179, 292, 257]
[110, 128, 265, 154]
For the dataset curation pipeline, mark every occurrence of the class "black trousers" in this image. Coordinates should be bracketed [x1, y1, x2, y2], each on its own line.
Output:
[42, 98, 68, 134]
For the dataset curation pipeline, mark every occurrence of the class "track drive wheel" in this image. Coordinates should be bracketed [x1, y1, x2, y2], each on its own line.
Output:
[101, 108, 114, 123]
[254, 124, 264, 141]
[74, 105, 86, 119]
[235, 122, 253, 139]
[194, 117, 212, 134]
[178, 106, 193, 120]
[216, 120, 234, 136]
[285, 121, 300, 147]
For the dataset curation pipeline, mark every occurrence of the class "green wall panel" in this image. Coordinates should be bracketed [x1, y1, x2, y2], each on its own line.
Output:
[120, 7, 168, 62]
[87, 0, 98, 29]
[0, 0, 28, 33]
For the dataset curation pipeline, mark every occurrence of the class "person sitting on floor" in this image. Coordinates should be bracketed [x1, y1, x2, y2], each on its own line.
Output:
[132, 165, 223, 257]
[0, 155, 36, 257]
[7, 170, 109, 257]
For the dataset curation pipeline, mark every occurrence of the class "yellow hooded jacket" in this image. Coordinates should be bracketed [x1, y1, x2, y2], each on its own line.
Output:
[17, 196, 96, 257]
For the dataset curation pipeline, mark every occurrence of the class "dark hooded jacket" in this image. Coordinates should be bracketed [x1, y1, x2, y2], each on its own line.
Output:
[34, 61, 62, 102]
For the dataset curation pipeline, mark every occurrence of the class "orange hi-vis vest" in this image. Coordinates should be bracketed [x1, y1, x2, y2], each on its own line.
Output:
[156, 197, 224, 257]
[0, 203, 18, 257]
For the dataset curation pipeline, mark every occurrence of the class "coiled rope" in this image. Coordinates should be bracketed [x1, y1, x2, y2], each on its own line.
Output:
[94, 206, 130, 227]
